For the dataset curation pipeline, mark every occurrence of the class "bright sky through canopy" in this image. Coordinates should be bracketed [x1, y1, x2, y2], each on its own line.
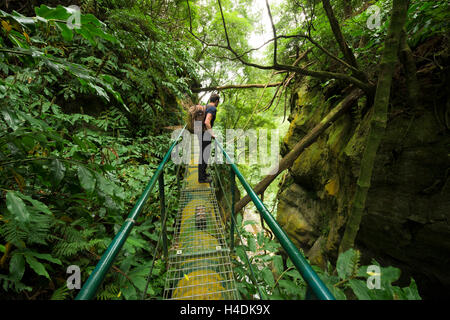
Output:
[248, 0, 282, 60]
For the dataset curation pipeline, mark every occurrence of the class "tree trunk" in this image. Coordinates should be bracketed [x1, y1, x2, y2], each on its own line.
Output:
[344, 0, 352, 19]
[338, 0, 410, 254]
[321, 0, 359, 70]
[234, 88, 363, 213]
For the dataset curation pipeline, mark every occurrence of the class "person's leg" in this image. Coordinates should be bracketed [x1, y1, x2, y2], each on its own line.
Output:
[198, 131, 211, 182]
[197, 132, 205, 180]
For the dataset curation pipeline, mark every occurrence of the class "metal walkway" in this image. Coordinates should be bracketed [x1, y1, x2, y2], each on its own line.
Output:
[163, 140, 238, 300]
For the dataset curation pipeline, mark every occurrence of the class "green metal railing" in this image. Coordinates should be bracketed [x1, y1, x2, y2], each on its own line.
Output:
[76, 126, 334, 300]
[75, 126, 186, 300]
[214, 140, 335, 301]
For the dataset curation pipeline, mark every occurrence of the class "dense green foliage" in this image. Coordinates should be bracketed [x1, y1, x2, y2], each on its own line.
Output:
[0, 2, 196, 299]
[1, 0, 447, 300]
[231, 214, 421, 300]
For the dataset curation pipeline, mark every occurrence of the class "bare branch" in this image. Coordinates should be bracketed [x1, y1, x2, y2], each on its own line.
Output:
[192, 82, 283, 92]
[186, 1, 373, 94]
[265, 0, 278, 66]
[217, 0, 231, 48]
[186, 0, 193, 32]
[234, 88, 364, 213]
[321, 0, 368, 82]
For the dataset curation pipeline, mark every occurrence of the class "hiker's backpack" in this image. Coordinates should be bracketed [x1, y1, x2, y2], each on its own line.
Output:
[187, 104, 206, 133]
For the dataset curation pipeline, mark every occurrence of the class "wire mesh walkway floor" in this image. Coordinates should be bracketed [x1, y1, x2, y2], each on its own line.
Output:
[163, 141, 239, 300]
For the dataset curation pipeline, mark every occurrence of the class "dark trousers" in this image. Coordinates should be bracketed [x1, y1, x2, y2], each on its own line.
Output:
[197, 131, 212, 181]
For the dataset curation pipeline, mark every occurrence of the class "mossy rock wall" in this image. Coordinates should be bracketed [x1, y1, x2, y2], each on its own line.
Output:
[276, 71, 450, 299]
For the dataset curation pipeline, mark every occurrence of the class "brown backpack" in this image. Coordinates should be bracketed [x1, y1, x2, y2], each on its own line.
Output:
[187, 104, 206, 133]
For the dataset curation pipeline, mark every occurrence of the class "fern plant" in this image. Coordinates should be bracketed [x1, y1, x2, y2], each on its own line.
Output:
[50, 285, 70, 300]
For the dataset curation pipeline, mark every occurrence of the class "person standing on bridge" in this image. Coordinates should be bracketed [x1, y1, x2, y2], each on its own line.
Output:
[198, 93, 219, 183]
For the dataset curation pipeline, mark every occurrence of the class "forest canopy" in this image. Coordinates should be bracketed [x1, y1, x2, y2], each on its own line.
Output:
[0, 0, 448, 300]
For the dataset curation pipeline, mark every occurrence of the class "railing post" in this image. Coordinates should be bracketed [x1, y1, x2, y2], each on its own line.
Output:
[159, 172, 168, 263]
[230, 166, 235, 251]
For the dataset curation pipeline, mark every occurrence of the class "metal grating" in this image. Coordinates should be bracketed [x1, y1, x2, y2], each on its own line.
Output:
[163, 138, 238, 300]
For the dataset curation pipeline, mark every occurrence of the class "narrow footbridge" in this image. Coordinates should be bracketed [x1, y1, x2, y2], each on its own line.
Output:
[75, 126, 335, 300]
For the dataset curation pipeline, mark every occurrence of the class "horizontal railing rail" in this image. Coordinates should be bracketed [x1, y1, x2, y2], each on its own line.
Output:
[214, 139, 335, 300]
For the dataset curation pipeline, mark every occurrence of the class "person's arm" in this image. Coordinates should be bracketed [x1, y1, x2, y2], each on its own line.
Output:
[204, 113, 216, 138]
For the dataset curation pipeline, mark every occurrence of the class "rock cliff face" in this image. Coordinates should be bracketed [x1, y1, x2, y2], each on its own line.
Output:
[276, 45, 449, 299]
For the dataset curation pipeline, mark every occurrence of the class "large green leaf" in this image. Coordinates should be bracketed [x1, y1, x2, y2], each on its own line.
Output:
[1, 108, 21, 131]
[121, 284, 137, 300]
[378, 265, 401, 297]
[336, 248, 358, 280]
[95, 173, 114, 196]
[6, 191, 30, 222]
[50, 159, 65, 187]
[55, 21, 73, 41]
[328, 285, 347, 300]
[88, 83, 109, 101]
[9, 254, 25, 281]
[24, 255, 50, 279]
[272, 255, 283, 275]
[379, 265, 401, 286]
[402, 279, 421, 300]
[278, 279, 300, 296]
[76, 27, 95, 46]
[349, 278, 394, 300]
[129, 274, 152, 294]
[27, 251, 62, 265]
[78, 165, 96, 193]
[35, 5, 70, 20]
[348, 279, 372, 300]
[248, 236, 256, 252]
[261, 268, 275, 287]
[16, 193, 52, 215]
[125, 237, 147, 250]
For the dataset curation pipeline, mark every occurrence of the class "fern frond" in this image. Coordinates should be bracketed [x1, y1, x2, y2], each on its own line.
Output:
[351, 249, 361, 278]
[50, 285, 70, 300]
[97, 283, 120, 300]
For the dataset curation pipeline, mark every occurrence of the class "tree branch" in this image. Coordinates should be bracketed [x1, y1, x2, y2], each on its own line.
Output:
[321, 0, 368, 82]
[234, 88, 364, 213]
[321, 0, 358, 69]
[192, 82, 284, 92]
[186, 0, 373, 94]
[186, 0, 193, 33]
[265, 0, 278, 66]
[217, 0, 231, 48]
